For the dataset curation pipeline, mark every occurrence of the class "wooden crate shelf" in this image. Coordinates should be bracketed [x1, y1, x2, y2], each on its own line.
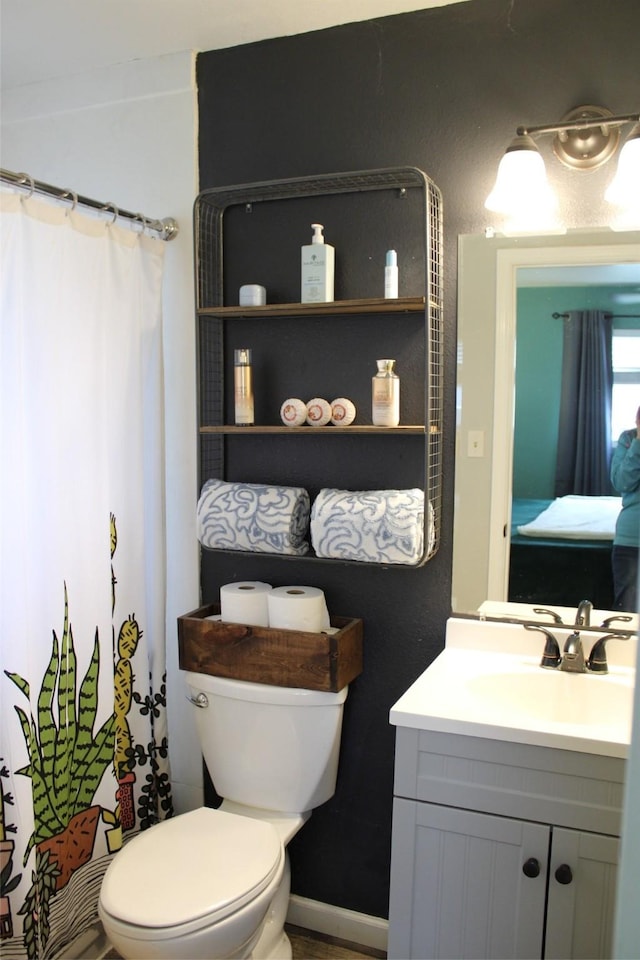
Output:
[178, 604, 363, 692]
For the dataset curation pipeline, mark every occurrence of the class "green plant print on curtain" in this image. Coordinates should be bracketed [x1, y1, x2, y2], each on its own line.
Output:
[2, 517, 173, 959]
[6, 585, 116, 874]
[110, 513, 173, 841]
[5, 584, 117, 956]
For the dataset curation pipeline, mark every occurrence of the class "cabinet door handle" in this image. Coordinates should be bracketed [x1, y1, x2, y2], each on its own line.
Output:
[522, 858, 541, 878]
[554, 863, 573, 885]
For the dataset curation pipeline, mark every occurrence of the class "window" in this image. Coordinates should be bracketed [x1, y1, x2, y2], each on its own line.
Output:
[612, 328, 640, 439]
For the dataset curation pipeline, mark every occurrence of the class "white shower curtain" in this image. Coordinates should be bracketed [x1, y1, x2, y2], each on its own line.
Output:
[0, 192, 172, 958]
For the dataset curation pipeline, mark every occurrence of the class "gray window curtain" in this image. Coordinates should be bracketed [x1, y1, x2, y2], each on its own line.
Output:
[555, 310, 613, 496]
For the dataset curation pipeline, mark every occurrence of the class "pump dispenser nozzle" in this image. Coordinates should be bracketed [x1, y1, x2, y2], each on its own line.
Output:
[311, 223, 325, 244]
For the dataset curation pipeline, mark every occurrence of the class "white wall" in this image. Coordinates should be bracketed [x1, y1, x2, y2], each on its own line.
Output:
[1, 52, 203, 814]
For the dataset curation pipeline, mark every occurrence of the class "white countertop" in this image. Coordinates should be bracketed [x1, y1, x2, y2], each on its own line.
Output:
[390, 617, 636, 758]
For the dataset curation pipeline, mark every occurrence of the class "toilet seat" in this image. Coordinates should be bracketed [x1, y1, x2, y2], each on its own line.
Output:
[100, 807, 283, 935]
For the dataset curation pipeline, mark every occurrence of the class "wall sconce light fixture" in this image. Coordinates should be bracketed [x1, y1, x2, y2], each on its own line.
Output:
[485, 105, 640, 230]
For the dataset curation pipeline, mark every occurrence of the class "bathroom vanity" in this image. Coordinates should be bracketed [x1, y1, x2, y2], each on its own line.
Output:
[388, 616, 636, 960]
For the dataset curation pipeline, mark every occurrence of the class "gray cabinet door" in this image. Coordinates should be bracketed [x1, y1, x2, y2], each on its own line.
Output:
[388, 798, 548, 960]
[545, 828, 619, 960]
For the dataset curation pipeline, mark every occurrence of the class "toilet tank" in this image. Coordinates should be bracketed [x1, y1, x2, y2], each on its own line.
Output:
[183, 672, 348, 813]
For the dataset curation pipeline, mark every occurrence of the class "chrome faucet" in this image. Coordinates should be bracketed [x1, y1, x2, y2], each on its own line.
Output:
[525, 602, 632, 674]
[560, 630, 586, 673]
[555, 600, 592, 672]
[524, 623, 589, 673]
[574, 599, 593, 628]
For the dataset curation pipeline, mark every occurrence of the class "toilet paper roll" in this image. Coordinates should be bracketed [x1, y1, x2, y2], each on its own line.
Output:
[220, 581, 273, 627]
[267, 585, 330, 633]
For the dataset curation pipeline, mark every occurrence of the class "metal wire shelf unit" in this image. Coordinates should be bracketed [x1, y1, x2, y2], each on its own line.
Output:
[194, 166, 443, 565]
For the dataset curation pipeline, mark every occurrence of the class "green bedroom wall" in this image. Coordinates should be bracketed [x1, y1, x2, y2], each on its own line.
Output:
[513, 285, 639, 498]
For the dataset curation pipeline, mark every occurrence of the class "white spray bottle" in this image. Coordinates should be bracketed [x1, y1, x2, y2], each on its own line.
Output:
[384, 249, 399, 299]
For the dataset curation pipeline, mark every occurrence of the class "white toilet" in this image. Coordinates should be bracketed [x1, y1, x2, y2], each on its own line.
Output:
[99, 671, 348, 960]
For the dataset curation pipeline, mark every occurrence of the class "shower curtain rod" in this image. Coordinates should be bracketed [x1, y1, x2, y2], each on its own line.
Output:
[552, 312, 640, 320]
[1, 167, 179, 241]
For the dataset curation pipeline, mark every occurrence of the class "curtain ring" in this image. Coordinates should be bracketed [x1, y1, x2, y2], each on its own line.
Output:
[100, 202, 119, 225]
[133, 212, 146, 233]
[17, 173, 35, 199]
[60, 189, 78, 212]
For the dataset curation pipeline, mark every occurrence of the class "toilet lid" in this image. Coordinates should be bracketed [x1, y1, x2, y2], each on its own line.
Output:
[100, 807, 282, 929]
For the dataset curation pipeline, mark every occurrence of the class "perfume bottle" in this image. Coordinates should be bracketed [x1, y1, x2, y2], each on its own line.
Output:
[372, 359, 400, 427]
[234, 348, 254, 425]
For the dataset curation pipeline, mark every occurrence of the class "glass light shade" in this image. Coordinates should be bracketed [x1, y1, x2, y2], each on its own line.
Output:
[485, 139, 557, 219]
[609, 207, 640, 232]
[605, 131, 640, 207]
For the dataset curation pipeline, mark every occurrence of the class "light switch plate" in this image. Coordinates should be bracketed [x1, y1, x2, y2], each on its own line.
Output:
[468, 430, 484, 458]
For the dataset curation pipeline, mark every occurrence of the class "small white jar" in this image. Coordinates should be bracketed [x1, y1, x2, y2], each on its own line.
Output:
[239, 284, 267, 306]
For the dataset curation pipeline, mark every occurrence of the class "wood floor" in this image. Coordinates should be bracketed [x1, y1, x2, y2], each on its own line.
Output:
[287, 925, 385, 959]
[105, 924, 386, 959]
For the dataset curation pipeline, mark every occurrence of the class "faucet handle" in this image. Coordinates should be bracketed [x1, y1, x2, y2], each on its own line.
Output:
[600, 614, 633, 629]
[524, 623, 561, 669]
[533, 607, 564, 624]
[587, 633, 630, 674]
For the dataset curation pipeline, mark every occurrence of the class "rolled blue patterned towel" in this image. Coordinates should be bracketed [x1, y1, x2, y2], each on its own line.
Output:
[311, 488, 426, 565]
[197, 479, 310, 556]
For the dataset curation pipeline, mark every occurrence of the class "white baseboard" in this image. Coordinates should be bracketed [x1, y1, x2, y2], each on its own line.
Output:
[286, 895, 388, 953]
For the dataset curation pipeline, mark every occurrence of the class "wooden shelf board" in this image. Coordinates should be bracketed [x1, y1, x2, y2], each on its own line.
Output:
[200, 424, 427, 435]
[198, 296, 426, 318]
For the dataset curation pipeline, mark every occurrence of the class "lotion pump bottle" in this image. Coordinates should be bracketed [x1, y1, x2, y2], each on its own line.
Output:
[384, 249, 398, 299]
[372, 359, 400, 427]
[234, 348, 254, 425]
[301, 223, 335, 303]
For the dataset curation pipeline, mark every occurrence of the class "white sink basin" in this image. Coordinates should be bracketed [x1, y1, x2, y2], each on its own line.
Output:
[389, 617, 637, 757]
[465, 668, 633, 728]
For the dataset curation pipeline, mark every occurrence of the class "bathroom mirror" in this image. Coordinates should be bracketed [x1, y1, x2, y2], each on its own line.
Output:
[452, 228, 640, 620]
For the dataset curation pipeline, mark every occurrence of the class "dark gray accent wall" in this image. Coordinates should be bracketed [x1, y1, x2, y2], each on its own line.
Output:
[196, 0, 640, 921]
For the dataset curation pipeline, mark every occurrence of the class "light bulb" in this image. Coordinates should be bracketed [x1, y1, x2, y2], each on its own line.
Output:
[605, 130, 640, 208]
[485, 136, 557, 226]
